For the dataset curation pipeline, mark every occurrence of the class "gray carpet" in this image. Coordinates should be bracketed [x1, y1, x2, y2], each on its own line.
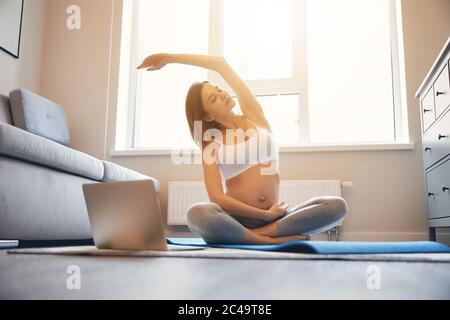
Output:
[8, 245, 450, 263]
[2, 249, 450, 299]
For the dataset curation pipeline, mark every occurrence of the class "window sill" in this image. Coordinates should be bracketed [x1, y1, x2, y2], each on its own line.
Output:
[110, 142, 415, 157]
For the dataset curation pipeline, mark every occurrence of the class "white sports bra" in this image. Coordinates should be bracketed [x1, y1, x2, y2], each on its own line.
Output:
[213, 122, 279, 181]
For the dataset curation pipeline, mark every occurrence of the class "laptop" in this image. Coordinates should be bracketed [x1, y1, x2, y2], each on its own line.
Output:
[82, 180, 203, 251]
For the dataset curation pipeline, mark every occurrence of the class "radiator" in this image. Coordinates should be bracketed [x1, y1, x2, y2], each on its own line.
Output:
[167, 180, 353, 226]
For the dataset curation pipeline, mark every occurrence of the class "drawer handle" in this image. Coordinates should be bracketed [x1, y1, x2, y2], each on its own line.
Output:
[442, 186, 450, 192]
[428, 192, 435, 197]
[438, 134, 448, 140]
[436, 91, 446, 96]
[423, 108, 432, 113]
[424, 146, 431, 152]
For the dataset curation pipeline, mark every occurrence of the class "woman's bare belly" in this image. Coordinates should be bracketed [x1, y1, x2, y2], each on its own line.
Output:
[224, 160, 280, 210]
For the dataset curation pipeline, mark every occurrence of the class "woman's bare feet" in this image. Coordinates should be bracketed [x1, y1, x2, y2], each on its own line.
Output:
[242, 229, 310, 245]
[251, 223, 279, 237]
[268, 235, 310, 244]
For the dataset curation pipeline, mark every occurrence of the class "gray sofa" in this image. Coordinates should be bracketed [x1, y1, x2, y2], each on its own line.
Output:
[0, 89, 159, 241]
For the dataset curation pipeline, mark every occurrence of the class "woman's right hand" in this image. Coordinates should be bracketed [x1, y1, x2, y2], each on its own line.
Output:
[264, 201, 289, 222]
[137, 53, 172, 71]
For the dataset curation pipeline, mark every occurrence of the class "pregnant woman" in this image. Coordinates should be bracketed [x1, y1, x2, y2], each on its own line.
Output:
[138, 53, 348, 245]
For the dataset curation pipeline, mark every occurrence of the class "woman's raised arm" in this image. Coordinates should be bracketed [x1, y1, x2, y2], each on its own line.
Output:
[138, 53, 271, 130]
[138, 53, 223, 72]
[216, 58, 271, 131]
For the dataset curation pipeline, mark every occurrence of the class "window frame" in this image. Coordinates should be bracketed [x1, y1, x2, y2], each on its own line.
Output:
[208, 0, 304, 95]
[129, 0, 142, 149]
[114, 0, 412, 155]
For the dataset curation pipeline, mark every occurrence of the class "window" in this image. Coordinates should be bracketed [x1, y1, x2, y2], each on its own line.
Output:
[133, 0, 211, 149]
[115, 0, 407, 152]
[306, 0, 396, 144]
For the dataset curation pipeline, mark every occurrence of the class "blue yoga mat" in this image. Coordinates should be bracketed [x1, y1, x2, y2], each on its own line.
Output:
[166, 238, 450, 254]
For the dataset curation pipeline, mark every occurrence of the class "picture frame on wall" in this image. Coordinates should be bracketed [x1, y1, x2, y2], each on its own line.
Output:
[0, 0, 24, 59]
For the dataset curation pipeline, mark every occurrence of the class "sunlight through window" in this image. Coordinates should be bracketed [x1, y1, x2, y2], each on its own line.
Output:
[124, 0, 403, 150]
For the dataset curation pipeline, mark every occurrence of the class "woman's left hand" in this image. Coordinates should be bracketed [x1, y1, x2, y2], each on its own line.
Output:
[137, 53, 172, 71]
[263, 201, 289, 222]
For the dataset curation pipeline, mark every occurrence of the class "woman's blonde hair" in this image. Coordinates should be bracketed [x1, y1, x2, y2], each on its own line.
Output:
[185, 80, 221, 150]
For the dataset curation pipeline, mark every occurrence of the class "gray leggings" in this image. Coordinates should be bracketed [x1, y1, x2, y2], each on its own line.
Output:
[186, 196, 349, 244]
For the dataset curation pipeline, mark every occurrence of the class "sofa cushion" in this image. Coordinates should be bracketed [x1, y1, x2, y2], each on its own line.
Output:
[0, 94, 12, 124]
[102, 160, 160, 192]
[9, 89, 70, 145]
[0, 123, 103, 181]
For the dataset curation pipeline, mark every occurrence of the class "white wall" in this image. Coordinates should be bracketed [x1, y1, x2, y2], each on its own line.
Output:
[40, 0, 113, 158]
[0, 0, 47, 96]
[39, 0, 450, 241]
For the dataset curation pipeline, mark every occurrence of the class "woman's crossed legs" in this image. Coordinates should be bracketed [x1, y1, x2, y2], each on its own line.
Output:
[186, 196, 348, 245]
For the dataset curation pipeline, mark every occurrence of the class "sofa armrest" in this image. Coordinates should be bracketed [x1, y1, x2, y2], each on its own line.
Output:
[101, 160, 160, 193]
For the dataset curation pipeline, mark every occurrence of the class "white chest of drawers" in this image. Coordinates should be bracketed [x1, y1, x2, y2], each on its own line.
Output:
[416, 36, 450, 241]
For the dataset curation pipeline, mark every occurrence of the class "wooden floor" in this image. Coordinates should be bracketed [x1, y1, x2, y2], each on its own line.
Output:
[1, 249, 450, 299]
